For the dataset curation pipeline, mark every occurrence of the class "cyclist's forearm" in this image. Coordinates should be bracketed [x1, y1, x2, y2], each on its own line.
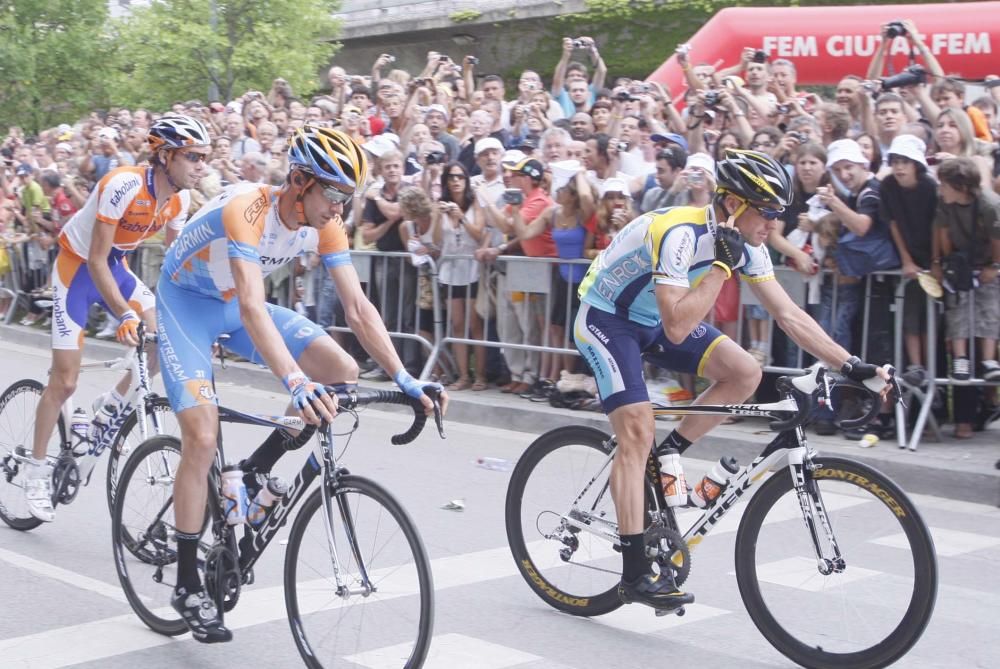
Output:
[656, 269, 727, 344]
[345, 296, 405, 377]
[777, 305, 851, 368]
[239, 303, 302, 381]
[89, 263, 132, 319]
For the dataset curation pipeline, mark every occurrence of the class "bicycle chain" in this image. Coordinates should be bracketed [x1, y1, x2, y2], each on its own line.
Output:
[644, 526, 692, 586]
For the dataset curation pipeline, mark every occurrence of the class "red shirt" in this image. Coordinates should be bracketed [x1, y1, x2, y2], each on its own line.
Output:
[50, 188, 77, 233]
[508, 187, 556, 257]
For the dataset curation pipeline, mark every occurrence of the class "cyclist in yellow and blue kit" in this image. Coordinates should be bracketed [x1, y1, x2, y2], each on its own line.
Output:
[574, 149, 891, 611]
[157, 126, 446, 643]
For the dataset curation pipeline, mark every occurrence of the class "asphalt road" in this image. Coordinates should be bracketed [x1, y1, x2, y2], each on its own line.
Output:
[1, 340, 998, 669]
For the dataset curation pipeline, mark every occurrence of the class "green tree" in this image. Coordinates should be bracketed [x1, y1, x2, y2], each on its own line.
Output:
[0, 0, 113, 133]
[110, 0, 342, 109]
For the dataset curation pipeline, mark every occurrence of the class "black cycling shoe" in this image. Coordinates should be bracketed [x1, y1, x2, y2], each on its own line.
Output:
[619, 573, 694, 610]
[172, 587, 233, 643]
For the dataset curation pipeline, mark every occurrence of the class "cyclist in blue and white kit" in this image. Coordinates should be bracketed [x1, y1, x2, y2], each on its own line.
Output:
[574, 149, 891, 611]
[157, 126, 446, 643]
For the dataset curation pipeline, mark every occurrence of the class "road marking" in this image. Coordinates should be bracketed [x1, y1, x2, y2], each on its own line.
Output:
[747, 556, 882, 592]
[872, 527, 1000, 557]
[0, 546, 130, 604]
[592, 603, 730, 634]
[346, 633, 542, 669]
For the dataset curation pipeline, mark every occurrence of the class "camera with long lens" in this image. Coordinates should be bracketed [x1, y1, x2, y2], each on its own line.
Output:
[881, 64, 926, 90]
[885, 20, 908, 39]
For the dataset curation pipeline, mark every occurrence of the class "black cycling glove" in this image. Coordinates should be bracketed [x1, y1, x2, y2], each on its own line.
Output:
[714, 226, 746, 271]
[840, 356, 880, 382]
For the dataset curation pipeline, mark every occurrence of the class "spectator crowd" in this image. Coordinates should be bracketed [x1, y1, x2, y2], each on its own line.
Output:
[2, 19, 999, 441]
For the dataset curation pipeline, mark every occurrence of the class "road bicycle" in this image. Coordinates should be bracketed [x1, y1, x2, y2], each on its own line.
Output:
[0, 321, 175, 529]
[506, 366, 937, 669]
[112, 384, 444, 669]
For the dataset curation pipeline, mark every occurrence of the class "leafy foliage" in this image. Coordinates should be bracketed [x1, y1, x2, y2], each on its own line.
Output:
[110, 0, 342, 110]
[0, 0, 113, 133]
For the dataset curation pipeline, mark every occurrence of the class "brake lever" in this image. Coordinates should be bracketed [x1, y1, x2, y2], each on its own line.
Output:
[433, 400, 445, 439]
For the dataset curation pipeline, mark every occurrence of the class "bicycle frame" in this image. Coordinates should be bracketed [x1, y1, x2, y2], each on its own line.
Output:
[64, 333, 159, 482]
[558, 399, 845, 572]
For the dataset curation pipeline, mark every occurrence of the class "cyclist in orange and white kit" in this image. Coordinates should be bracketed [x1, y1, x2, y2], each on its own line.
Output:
[157, 126, 446, 642]
[25, 115, 211, 523]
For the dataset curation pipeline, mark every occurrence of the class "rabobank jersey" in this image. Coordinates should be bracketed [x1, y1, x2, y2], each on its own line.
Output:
[160, 181, 351, 301]
[578, 206, 774, 327]
[59, 166, 189, 261]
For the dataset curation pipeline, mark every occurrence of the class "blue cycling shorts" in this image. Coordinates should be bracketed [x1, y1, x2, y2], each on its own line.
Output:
[156, 276, 327, 413]
[573, 303, 727, 414]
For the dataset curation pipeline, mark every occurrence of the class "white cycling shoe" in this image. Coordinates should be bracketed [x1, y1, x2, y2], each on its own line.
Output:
[24, 470, 56, 522]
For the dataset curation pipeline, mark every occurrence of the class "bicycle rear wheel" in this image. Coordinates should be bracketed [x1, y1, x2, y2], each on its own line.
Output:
[284, 474, 433, 669]
[111, 435, 192, 636]
[106, 395, 178, 514]
[505, 426, 624, 616]
[735, 455, 937, 669]
[0, 379, 66, 530]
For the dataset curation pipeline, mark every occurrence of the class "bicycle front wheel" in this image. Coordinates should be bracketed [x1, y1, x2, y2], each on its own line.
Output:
[284, 475, 433, 669]
[735, 455, 937, 669]
[106, 395, 178, 514]
[0, 379, 66, 531]
[505, 426, 624, 617]
[111, 435, 189, 637]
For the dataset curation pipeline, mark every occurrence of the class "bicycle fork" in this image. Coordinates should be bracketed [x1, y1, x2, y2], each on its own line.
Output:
[787, 444, 846, 575]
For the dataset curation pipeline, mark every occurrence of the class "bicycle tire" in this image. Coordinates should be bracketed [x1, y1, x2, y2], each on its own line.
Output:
[505, 425, 625, 617]
[111, 435, 188, 637]
[735, 455, 937, 669]
[284, 474, 434, 669]
[0, 379, 67, 531]
[105, 395, 176, 514]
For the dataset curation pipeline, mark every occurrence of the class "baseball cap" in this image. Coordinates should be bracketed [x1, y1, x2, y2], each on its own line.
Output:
[474, 137, 504, 155]
[425, 104, 449, 122]
[57, 124, 73, 141]
[600, 177, 629, 197]
[15, 163, 33, 177]
[650, 132, 689, 152]
[512, 158, 544, 181]
[549, 160, 582, 193]
[97, 127, 119, 141]
[55, 142, 73, 154]
[501, 149, 527, 168]
[886, 134, 927, 167]
[685, 152, 715, 174]
[826, 139, 868, 167]
[512, 136, 538, 151]
[362, 132, 400, 158]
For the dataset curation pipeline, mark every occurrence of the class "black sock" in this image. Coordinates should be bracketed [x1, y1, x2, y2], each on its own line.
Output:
[662, 429, 693, 455]
[242, 429, 290, 473]
[176, 531, 202, 594]
[620, 532, 650, 583]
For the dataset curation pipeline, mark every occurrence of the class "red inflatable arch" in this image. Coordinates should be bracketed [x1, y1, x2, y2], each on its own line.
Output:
[648, 2, 1000, 91]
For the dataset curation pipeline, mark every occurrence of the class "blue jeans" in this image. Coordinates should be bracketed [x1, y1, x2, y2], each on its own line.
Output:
[817, 279, 862, 351]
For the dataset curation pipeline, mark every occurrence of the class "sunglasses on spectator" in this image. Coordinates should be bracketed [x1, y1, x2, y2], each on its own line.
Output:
[446, 173, 464, 180]
[317, 182, 353, 204]
[179, 151, 210, 164]
[750, 141, 775, 149]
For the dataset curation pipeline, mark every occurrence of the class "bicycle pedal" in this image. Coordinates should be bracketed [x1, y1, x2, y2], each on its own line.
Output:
[655, 605, 685, 617]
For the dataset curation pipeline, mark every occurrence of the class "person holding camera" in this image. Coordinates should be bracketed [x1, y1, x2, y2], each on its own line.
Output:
[552, 36, 607, 118]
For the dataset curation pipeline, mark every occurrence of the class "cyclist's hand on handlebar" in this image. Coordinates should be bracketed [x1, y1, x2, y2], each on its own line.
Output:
[116, 309, 141, 347]
[394, 369, 448, 416]
[284, 372, 338, 424]
[841, 356, 894, 401]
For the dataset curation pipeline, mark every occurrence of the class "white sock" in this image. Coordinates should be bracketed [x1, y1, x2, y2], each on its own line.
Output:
[110, 389, 126, 407]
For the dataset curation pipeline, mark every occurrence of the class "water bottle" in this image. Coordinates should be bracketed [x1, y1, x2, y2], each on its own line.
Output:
[246, 477, 288, 527]
[221, 464, 249, 525]
[89, 403, 114, 445]
[689, 456, 741, 508]
[656, 447, 688, 507]
[70, 408, 90, 455]
[475, 457, 513, 472]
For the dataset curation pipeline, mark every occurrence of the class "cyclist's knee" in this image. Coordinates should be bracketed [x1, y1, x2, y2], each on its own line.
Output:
[45, 372, 78, 402]
[611, 404, 654, 456]
[179, 431, 218, 467]
[723, 350, 762, 396]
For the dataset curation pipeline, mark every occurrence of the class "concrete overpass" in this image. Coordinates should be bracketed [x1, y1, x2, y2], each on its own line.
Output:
[331, 0, 591, 80]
